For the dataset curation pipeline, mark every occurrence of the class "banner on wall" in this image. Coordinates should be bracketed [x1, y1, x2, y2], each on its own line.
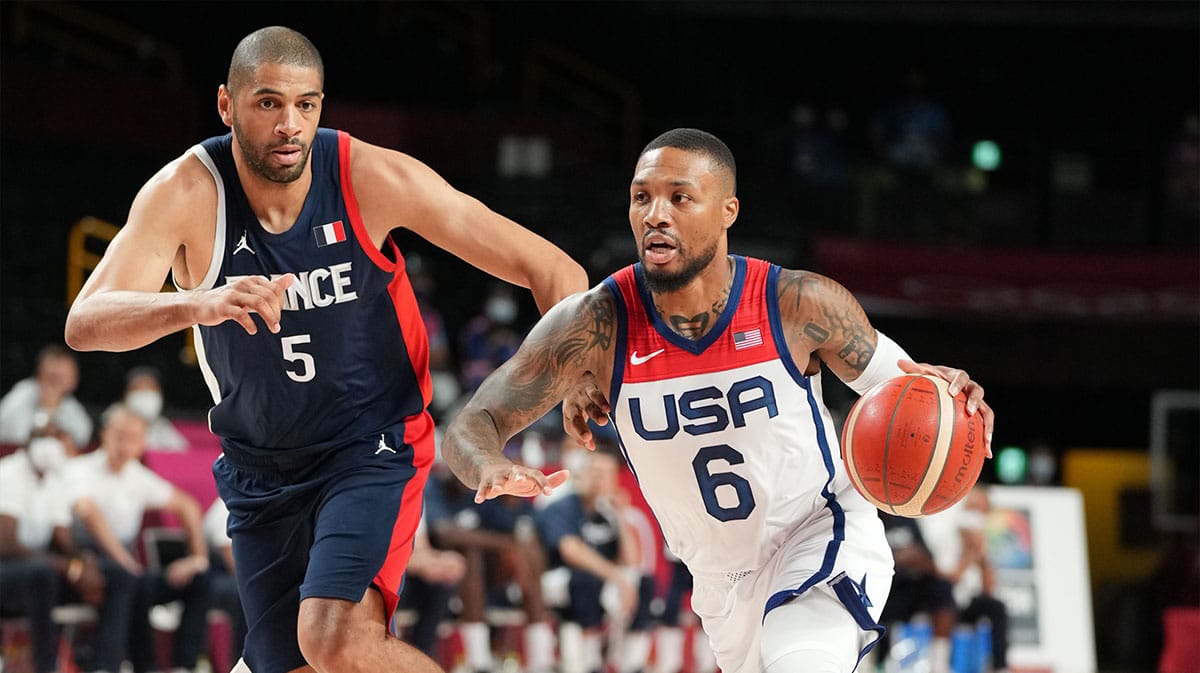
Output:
[812, 236, 1200, 323]
[987, 486, 1096, 673]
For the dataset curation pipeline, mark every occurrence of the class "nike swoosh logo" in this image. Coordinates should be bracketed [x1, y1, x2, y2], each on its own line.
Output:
[630, 348, 666, 365]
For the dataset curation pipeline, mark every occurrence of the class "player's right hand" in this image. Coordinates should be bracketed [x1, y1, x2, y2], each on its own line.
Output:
[474, 463, 570, 503]
[196, 274, 295, 335]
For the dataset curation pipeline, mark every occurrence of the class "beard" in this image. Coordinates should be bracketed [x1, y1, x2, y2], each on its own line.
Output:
[232, 115, 310, 184]
[641, 237, 719, 294]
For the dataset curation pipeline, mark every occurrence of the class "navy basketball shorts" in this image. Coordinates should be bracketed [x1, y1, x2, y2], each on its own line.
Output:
[213, 413, 434, 673]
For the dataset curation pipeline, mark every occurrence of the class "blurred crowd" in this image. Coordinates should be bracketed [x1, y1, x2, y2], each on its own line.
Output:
[0, 263, 1024, 673]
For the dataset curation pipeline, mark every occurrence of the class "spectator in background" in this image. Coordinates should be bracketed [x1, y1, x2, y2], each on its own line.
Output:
[919, 485, 1010, 673]
[877, 511, 958, 673]
[790, 103, 850, 187]
[0, 344, 93, 450]
[62, 404, 210, 673]
[123, 366, 188, 452]
[868, 66, 952, 239]
[203, 497, 247, 669]
[407, 254, 462, 422]
[652, 548, 717, 673]
[458, 282, 525, 393]
[535, 444, 655, 673]
[423, 449, 557, 673]
[0, 421, 127, 673]
[870, 67, 952, 175]
[396, 511, 467, 660]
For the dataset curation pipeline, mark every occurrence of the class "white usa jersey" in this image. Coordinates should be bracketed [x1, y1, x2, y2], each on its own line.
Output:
[604, 256, 888, 582]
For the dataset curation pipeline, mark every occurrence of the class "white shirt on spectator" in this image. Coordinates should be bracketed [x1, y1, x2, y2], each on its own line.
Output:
[203, 497, 231, 550]
[61, 450, 175, 547]
[0, 378, 94, 448]
[918, 499, 984, 605]
[0, 450, 72, 550]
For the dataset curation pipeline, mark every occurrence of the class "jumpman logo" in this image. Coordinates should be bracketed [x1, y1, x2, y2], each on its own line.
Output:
[375, 434, 396, 455]
[233, 233, 256, 256]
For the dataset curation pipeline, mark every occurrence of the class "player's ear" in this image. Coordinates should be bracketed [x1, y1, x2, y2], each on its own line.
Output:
[723, 196, 739, 230]
[217, 84, 234, 129]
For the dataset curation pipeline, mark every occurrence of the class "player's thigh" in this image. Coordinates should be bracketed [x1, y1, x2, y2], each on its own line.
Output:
[761, 589, 861, 672]
[302, 453, 424, 615]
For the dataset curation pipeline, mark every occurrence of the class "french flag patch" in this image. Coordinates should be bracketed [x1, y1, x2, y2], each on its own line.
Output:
[733, 328, 763, 350]
[313, 220, 347, 247]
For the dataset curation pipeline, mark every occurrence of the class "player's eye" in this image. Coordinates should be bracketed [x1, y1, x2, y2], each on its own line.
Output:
[631, 192, 648, 204]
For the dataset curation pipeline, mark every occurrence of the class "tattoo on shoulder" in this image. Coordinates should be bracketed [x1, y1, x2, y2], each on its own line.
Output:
[803, 322, 830, 343]
[779, 269, 874, 372]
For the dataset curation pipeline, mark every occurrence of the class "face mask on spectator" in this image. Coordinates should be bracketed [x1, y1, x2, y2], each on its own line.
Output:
[127, 389, 163, 420]
[485, 297, 518, 325]
[28, 436, 67, 473]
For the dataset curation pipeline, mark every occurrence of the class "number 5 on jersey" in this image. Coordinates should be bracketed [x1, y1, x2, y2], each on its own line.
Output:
[282, 334, 315, 382]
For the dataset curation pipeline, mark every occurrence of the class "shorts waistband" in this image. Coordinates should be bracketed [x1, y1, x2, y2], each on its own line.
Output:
[219, 442, 335, 472]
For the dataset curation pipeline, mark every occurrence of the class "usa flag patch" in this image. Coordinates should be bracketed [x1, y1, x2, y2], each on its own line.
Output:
[313, 221, 347, 247]
[733, 328, 763, 350]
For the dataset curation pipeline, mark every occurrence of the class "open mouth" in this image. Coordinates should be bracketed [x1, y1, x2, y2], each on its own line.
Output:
[643, 235, 677, 265]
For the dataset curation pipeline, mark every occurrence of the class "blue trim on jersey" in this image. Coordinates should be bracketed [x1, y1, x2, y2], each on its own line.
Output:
[633, 255, 747, 355]
[829, 572, 887, 667]
[762, 320, 847, 619]
[765, 264, 811, 390]
[602, 276, 640, 484]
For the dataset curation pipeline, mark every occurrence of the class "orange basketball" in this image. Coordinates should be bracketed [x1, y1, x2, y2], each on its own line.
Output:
[841, 374, 985, 516]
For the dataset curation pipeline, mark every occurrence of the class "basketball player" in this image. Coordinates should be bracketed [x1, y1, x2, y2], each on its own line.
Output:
[63, 26, 585, 673]
[441, 128, 995, 673]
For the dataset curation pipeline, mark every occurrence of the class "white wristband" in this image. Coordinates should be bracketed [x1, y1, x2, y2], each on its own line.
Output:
[845, 331, 912, 395]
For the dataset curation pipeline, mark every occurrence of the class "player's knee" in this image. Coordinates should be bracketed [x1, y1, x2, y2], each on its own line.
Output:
[296, 597, 358, 672]
[761, 594, 861, 673]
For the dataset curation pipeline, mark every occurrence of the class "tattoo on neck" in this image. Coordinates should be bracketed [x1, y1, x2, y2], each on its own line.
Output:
[669, 312, 710, 339]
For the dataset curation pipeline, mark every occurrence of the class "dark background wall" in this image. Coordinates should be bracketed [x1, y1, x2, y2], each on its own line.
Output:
[1, 2, 1197, 669]
[3, 0, 1195, 448]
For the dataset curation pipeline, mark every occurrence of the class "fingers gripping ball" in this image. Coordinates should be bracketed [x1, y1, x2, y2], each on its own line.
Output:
[841, 374, 985, 516]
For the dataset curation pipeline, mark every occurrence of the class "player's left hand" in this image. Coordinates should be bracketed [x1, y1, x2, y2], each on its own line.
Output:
[899, 359, 994, 457]
[474, 463, 570, 503]
[562, 370, 610, 450]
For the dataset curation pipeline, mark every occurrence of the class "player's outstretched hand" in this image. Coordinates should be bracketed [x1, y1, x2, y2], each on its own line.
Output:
[899, 359, 994, 457]
[196, 274, 295, 335]
[562, 370, 611, 450]
[474, 464, 570, 504]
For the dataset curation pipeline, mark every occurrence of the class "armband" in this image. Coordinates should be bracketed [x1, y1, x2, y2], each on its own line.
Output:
[845, 331, 912, 395]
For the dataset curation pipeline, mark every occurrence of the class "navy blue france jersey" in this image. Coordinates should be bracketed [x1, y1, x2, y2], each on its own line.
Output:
[184, 128, 431, 453]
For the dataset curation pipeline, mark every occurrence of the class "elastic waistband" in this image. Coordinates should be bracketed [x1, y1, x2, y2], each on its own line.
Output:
[219, 441, 337, 472]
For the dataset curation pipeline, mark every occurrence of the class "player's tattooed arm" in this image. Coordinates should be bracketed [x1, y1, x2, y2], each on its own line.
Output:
[776, 268, 879, 378]
[442, 289, 615, 488]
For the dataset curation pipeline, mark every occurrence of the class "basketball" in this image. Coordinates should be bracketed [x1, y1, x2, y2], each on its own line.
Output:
[841, 374, 985, 517]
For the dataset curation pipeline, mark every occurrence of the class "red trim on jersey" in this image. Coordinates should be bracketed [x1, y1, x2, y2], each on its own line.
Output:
[337, 130, 396, 273]
[613, 258, 780, 381]
[336, 130, 433, 408]
[387, 259, 433, 408]
[372, 412, 435, 626]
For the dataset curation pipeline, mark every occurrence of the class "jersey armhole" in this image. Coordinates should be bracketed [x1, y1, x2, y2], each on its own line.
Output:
[765, 264, 811, 388]
[179, 144, 227, 292]
[337, 130, 398, 274]
[602, 276, 629, 418]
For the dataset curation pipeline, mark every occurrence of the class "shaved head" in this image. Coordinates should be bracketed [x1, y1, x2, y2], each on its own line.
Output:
[227, 26, 324, 95]
[640, 128, 737, 196]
